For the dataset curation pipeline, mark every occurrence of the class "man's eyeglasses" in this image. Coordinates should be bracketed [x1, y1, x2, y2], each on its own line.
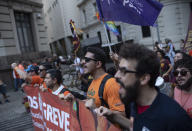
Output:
[84, 57, 97, 63]
[118, 67, 138, 75]
[173, 70, 189, 77]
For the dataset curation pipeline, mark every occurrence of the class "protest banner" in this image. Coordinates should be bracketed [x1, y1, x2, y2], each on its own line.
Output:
[24, 86, 120, 131]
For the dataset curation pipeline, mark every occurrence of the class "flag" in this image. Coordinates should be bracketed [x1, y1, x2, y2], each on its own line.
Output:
[96, 0, 163, 26]
[96, 12, 100, 21]
[70, 20, 80, 54]
[105, 21, 120, 36]
[96, 12, 119, 36]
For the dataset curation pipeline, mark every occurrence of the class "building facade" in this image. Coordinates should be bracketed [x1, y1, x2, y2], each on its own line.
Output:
[78, 0, 192, 50]
[0, 0, 49, 87]
[43, 0, 192, 56]
[43, 0, 81, 56]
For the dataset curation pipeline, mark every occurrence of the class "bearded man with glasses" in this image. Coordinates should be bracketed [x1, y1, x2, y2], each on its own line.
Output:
[174, 58, 192, 118]
[95, 43, 192, 131]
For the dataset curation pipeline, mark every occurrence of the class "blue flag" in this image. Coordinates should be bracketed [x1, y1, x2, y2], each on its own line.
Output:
[96, 0, 163, 26]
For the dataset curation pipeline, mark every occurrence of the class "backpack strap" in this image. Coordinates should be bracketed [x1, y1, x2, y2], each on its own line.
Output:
[98, 74, 113, 108]
[60, 87, 69, 94]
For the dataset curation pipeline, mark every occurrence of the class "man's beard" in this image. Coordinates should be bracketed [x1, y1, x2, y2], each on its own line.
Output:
[177, 77, 192, 92]
[116, 78, 140, 104]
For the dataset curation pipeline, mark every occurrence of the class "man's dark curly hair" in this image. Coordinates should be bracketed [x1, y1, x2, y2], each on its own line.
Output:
[86, 47, 106, 70]
[174, 58, 192, 74]
[46, 69, 62, 85]
[156, 50, 165, 58]
[119, 43, 160, 87]
[175, 50, 191, 60]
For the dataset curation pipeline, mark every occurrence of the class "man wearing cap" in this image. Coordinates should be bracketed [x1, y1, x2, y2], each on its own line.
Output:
[18, 63, 50, 89]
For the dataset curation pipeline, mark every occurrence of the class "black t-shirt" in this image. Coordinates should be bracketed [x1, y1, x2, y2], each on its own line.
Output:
[131, 93, 192, 131]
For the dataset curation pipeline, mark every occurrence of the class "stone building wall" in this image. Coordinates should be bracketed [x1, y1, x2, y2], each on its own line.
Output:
[0, 0, 50, 89]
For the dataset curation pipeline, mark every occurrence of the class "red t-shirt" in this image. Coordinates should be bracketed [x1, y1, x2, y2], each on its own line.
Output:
[189, 50, 192, 56]
[137, 105, 150, 114]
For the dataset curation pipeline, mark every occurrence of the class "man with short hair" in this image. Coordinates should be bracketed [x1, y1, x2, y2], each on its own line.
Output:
[63, 47, 125, 113]
[174, 58, 192, 118]
[95, 43, 192, 130]
[44, 69, 69, 96]
[174, 51, 191, 63]
[38, 63, 52, 79]
[82, 47, 124, 112]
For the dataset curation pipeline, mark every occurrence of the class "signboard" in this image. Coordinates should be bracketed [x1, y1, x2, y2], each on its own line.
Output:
[24, 86, 120, 131]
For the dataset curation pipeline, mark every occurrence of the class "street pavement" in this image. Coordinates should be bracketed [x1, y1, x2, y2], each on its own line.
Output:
[0, 90, 33, 131]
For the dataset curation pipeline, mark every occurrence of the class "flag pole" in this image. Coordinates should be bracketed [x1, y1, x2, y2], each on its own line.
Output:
[156, 21, 160, 43]
[103, 24, 112, 53]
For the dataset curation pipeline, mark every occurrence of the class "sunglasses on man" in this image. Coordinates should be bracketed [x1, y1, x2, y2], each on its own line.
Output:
[84, 57, 98, 63]
[173, 70, 189, 77]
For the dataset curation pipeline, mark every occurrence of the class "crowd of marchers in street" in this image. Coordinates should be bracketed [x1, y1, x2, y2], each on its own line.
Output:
[2, 38, 192, 131]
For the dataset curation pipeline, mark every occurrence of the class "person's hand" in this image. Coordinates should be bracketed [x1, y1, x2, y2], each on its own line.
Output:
[21, 83, 27, 89]
[109, 52, 115, 60]
[40, 87, 48, 92]
[85, 99, 96, 109]
[109, 52, 119, 62]
[59, 93, 74, 101]
[94, 106, 112, 116]
[162, 73, 168, 78]
[113, 53, 119, 61]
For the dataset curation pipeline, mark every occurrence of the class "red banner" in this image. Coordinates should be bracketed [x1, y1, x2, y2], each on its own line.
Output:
[24, 86, 121, 131]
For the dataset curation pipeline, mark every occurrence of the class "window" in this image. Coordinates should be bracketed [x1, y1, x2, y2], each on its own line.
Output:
[83, 9, 87, 23]
[97, 31, 102, 44]
[86, 34, 89, 38]
[107, 29, 111, 43]
[141, 26, 151, 38]
[117, 25, 122, 42]
[15, 12, 35, 53]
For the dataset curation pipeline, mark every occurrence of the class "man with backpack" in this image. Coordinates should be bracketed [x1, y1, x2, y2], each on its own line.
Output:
[61, 47, 125, 113]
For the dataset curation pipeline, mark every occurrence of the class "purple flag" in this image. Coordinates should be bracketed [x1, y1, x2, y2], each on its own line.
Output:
[96, 0, 163, 26]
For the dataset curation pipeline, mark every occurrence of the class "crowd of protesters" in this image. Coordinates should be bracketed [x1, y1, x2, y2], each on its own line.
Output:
[10, 38, 192, 130]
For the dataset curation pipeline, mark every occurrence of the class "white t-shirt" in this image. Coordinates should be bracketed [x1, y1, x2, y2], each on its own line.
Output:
[52, 85, 64, 96]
